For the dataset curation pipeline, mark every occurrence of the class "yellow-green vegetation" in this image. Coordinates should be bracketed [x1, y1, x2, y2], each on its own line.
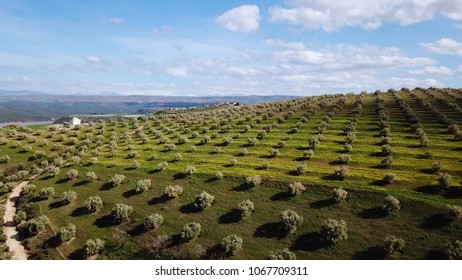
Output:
[1, 88, 462, 260]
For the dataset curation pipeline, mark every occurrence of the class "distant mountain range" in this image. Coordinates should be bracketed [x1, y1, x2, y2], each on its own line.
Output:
[0, 89, 299, 123]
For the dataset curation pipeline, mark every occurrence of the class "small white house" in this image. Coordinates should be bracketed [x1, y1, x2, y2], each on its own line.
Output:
[72, 117, 81, 125]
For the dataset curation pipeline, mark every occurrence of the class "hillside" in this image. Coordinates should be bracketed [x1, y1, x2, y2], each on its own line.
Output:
[1, 87, 461, 260]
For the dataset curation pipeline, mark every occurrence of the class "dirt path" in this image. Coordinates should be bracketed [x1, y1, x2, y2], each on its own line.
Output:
[2, 179, 31, 260]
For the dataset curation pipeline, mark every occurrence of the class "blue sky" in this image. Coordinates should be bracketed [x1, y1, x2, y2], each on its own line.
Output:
[0, 0, 461, 96]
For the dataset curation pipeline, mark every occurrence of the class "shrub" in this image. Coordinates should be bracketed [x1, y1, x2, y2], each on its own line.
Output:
[247, 137, 258, 146]
[157, 161, 168, 171]
[39, 187, 55, 199]
[430, 162, 442, 173]
[332, 188, 348, 203]
[334, 166, 348, 180]
[143, 213, 164, 231]
[268, 148, 280, 157]
[320, 218, 348, 244]
[437, 172, 452, 189]
[213, 146, 222, 154]
[221, 234, 243, 256]
[240, 148, 249, 156]
[303, 149, 314, 159]
[338, 154, 351, 164]
[178, 136, 189, 144]
[164, 185, 183, 198]
[181, 222, 201, 241]
[280, 210, 303, 234]
[109, 174, 126, 187]
[127, 151, 138, 158]
[222, 137, 233, 145]
[84, 238, 105, 257]
[230, 158, 238, 166]
[13, 210, 27, 225]
[66, 169, 79, 180]
[174, 153, 182, 161]
[85, 171, 97, 182]
[344, 143, 353, 152]
[268, 248, 296, 260]
[380, 136, 392, 145]
[237, 199, 254, 217]
[288, 182, 306, 196]
[215, 171, 224, 180]
[296, 163, 307, 175]
[382, 144, 392, 155]
[61, 191, 77, 204]
[48, 166, 60, 177]
[445, 204, 462, 221]
[136, 179, 151, 193]
[194, 191, 215, 210]
[111, 203, 134, 223]
[164, 143, 176, 151]
[27, 215, 49, 234]
[381, 156, 393, 168]
[444, 240, 462, 260]
[383, 235, 405, 256]
[0, 155, 11, 163]
[245, 175, 261, 187]
[383, 173, 396, 184]
[57, 223, 77, 243]
[84, 196, 103, 212]
[383, 195, 400, 214]
[21, 184, 36, 196]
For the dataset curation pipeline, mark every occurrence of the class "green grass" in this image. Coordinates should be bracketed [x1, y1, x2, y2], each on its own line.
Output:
[1, 88, 462, 259]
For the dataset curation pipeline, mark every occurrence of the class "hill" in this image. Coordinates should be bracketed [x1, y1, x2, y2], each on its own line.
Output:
[0, 87, 461, 260]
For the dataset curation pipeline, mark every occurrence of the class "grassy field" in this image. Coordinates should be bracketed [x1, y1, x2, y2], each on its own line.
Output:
[1, 88, 461, 260]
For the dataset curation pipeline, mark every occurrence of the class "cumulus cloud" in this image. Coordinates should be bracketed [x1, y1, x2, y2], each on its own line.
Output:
[263, 39, 306, 50]
[409, 66, 454, 75]
[215, 5, 260, 33]
[86, 55, 101, 63]
[109, 17, 124, 24]
[421, 38, 462, 57]
[166, 67, 188, 77]
[269, 0, 462, 31]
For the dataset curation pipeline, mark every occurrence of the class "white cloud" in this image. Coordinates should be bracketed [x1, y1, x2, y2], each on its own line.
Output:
[421, 38, 462, 57]
[166, 67, 188, 77]
[269, 0, 462, 31]
[109, 17, 124, 24]
[215, 5, 260, 33]
[85, 55, 101, 63]
[409, 66, 454, 75]
[387, 77, 443, 88]
[263, 39, 306, 50]
[0, 75, 36, 82]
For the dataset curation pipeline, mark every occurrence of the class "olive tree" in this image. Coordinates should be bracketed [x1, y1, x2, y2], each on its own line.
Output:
[135, 179, 151, 193]
[164, 185, 183, 198]
[111, 203, 133, 223]
[109, 174, 125, 187]
[221, 234, 243, 256]
[332, 188, 348, 203]
[280, 210, 303, 234]
[84, 238, 105, 258]
[143, 213, 164, 231]
[268, 248, 296, 260]
[194, 191, 215, 210]
[84, 196, 103, 212]
[57, 223, 77, 243]
[60, 191, 77, 204]
[320, 218, 348, 244]
[39, 187, 55, 199]
[237, 199, 254, 217]
[287, 182, 306, 196]
[181, 222, 201, 241]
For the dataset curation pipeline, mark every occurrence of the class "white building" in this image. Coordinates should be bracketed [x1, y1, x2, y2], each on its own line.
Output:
[72, 117, 81, 125]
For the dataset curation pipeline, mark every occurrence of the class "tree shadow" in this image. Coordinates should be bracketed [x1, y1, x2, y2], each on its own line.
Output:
[286, 170, 302, 176]
[127, 224, 147, 237]
[68, 248, 85, 260]
[42, 235, 60, 249]
[48, 200, 67, 209]
[290, 232, 325, 252]
[444, 187, 462, 198]
[414, 185, 441, 195]
[310, 198, 336, 209]
[173, 173, 187, 180]
[204, 244, 227, 260]
[425, 250, 446, 260]
[56, 178, 70, 184]
[73, 180, 88, 187]
[369, 152, 383, 157]
[30, 196, 47, 203]
[358, 207, 388, 219]
[218, 209, 242, 224]
[179, 202, 201, 214]
[122, 189, 139, 198]
[270, 191, 293, 201]
[370, 179, 388, 186]
[148, 195, 171, 205]
[231, 183, 252, 192]
[93, 214, 116, 228]
[70, 206, 90, 217]
[353, 246, 387, 260]
[204, 177, 219, 183]
[421, 213, 452, 229]
[254, 222, 286, 239]
[321, 174, 339, 181]
[99, 182, 114, 191]
[148, 169, 162, 174]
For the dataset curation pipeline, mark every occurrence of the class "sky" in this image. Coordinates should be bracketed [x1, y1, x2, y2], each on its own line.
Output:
[0, 0, 461, 96]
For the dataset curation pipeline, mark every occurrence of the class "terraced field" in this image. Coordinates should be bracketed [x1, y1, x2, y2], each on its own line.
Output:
[1, 88, 461, 260]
